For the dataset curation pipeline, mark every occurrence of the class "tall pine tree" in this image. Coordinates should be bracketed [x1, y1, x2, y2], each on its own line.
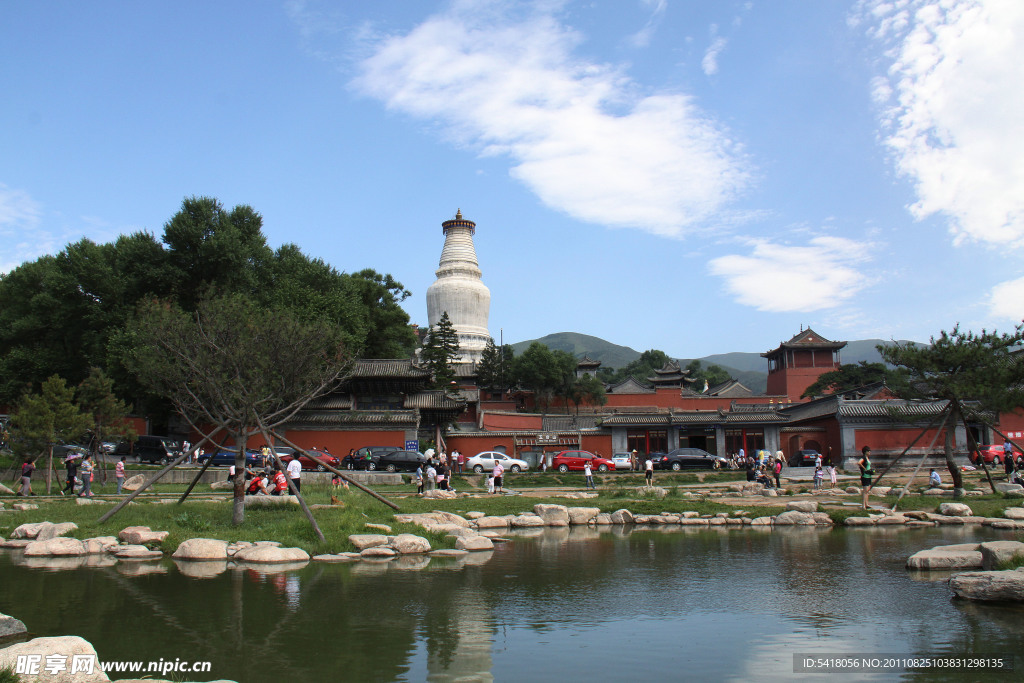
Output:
[420, 312, 461, 389]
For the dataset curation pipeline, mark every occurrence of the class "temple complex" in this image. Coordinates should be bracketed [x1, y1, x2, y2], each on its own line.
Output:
[425, 210, 491, 364]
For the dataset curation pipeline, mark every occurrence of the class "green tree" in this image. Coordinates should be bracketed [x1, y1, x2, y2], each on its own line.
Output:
[801, 361, 902, 398]
[513, 343, 576, 413]
[76, 368, 136, 481]
[9, 375, 92, 493]
[878, 324, 1024, 491]
[476, 338, 515, 394]
[684, 360, 732, 391]
[420, 312, 461, 389]
[344, 269, 419, 358]
[127, 295, 353, 525]
[573, 373, 607, 413]
[597, 349, 673, 385]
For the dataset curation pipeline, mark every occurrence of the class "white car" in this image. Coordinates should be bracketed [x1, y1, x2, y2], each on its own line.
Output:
[612, 452, 633, 470]
[467, 451, 529, 474]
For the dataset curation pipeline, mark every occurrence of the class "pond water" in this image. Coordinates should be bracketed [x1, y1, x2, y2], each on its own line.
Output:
[1, 525, 1022, 682]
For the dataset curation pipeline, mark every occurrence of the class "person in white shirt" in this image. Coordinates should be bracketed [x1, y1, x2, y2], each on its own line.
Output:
[287, 456, 302, 492]
[584, 461, 595, 490]
[645, 457, 654, 486]
[929, 469, 941, 488]
[492, 462, 504, 494]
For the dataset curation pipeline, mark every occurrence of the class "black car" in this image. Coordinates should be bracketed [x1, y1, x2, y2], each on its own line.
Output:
[345, 446, 400, 470]
[790, 449, 821, 467]
[367, 450, 426, 472]
[657, 448, 728, 471]
[123, 435, 182, 465]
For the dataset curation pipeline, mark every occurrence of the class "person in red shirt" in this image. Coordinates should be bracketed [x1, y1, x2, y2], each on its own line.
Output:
[272, 469, 289, 495]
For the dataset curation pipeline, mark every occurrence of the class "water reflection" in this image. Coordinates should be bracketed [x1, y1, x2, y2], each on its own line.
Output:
[0, 526, 1021, 682]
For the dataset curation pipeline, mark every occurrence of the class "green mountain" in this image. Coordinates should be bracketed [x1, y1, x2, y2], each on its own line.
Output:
[509, 332, 926, 396]
[509, 332, 642, 369]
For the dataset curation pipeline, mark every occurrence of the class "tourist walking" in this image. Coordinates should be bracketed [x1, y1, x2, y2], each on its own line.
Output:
[858, 446, 874, 509]
[415, 464, 424, 494]
[773, 458, 783, 489]
[825, 447, 837, 488]
[62, 453, 79, 495]
[813, 465, 823, 490]
[644, 456, 653, 486]
[286, 455, 302, 493]
[19, 458, 35, 496]
[493, 461, 504, 494]
[1004, 440, 1016, 479]
[437, 462, 448, 491]
[584, 461, 595, 490]
[455, 449, 463, 474]
[115, 456, 126, 494]
[78, 454, 94, 497]
[426, 462, 436, 490]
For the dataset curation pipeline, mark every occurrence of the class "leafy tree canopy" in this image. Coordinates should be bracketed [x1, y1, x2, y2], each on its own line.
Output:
[0, 196, 416, 406]
[684, 360, 732, 390]
[420, 312, 461, 389]
[476, 338, 516, 393]
[801, 361, 905, 398]
[597, 349, 673, 385]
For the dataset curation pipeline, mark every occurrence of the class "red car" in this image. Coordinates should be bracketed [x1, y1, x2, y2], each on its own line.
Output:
[551, 450, 614, 473]
[279, 449, 340, 472]
[971, 444, 1021, 466]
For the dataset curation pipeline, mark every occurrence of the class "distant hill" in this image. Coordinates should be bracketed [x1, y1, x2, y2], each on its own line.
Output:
[510, 332, 642, 369]
[509, 332, 927, 396]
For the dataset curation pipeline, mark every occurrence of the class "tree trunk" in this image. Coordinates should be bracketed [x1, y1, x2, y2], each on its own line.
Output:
[231, 432, 248, 526]
[944, 404, 964, 493]
[46, 444, 53, 494]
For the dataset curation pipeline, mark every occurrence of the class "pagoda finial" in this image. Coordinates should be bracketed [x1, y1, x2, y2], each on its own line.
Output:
[456, 208, 462, 219]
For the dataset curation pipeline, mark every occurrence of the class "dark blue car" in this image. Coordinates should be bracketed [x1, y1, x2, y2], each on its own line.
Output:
[198, 449, 260, 467]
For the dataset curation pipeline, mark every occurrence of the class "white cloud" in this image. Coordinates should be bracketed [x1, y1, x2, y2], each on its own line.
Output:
[702, 36, 727, 75]
[707, 236, 873, 312]
[351, 1, 748, 237]
[989, 275, 1024, 320]
[860, 0, 1024, 247]
[0, 183, 46, 274]
[628, 0, 667, 48]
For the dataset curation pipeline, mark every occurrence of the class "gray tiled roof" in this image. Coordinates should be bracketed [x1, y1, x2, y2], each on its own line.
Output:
[543, 415, 603, 430]
[404, 391, 468, 410]
[289, 410, 418, 426]
[349, 359, 431, 379]
[304, 395, 353, 410]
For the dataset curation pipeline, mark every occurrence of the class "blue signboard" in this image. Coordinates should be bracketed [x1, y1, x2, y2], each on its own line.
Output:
[405, 440, 419, 452]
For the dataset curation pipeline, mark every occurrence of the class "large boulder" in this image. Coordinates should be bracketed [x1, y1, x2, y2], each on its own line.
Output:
[23, 537, 88, 557]
[0, 612, 27, 639]
[474, 516, 510, 529]
[348, 534, 389, 551]
[533, 504, 570, 526]
[567, 507, 601, 525]
[0, 636, 110, 682]
[421, 489, 457, 499]
[772, 510, 815, 525]
[1004, 507, 1024, 520]
[455, 535, 494, 551]
[121, 474, 146, 492]
[172, 538, 229, 560]
[950, 568, 1024, 602]
[980, 541, 1024, 570]
[938, 502, 973, 517]
[244, 495, 298, 506]
[636, 486, 668, 499]
[35, 522, 79, 542]
[610, 509, 634, 524]
[118, 526, 169, 545]
[995, 482, 1024, 494]
[111, 545, 164, 560]
[390, 534, 431, 554]
[209, 480, 234, 490]
[510, 514, 545, 528]
[232, 545, 309, 563]
[907, 543, 983, 570]
[83, 537, 119, 555]
[785, 501, 818, 513]
[11, 522, 48, 539]
[844, 516, 876, 527]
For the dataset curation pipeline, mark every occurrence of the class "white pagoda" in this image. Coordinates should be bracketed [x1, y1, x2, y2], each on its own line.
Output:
[425, 209, 491, 364]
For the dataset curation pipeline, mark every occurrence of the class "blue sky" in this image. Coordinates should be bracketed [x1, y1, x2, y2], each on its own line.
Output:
[2, 0, 1023, 359]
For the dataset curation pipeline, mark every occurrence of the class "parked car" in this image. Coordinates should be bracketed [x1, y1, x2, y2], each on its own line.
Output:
[790, 449, 821, 467]
[367, 450, 427, 472]
[550, 450, 614, 473]
[198, 449, 260, 467]
[345, 446, 400, 470]
[971, 444, 1022, 466]
[657, 448, 728, 471]
[466, 451, 529, 474]
[612, 452, 633, 470]
[280, 449, 341, 471]
[131, 435, 183, 465]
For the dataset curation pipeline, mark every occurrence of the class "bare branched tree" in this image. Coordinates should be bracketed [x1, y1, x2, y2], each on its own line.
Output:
[127, 295, 353, 525]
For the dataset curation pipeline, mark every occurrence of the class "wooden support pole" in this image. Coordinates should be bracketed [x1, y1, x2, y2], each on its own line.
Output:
[266, 429, 399, 511]
[260, 425, 325, 543]
[177, 432, 231, 504]
[98, 426, 224, 524]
